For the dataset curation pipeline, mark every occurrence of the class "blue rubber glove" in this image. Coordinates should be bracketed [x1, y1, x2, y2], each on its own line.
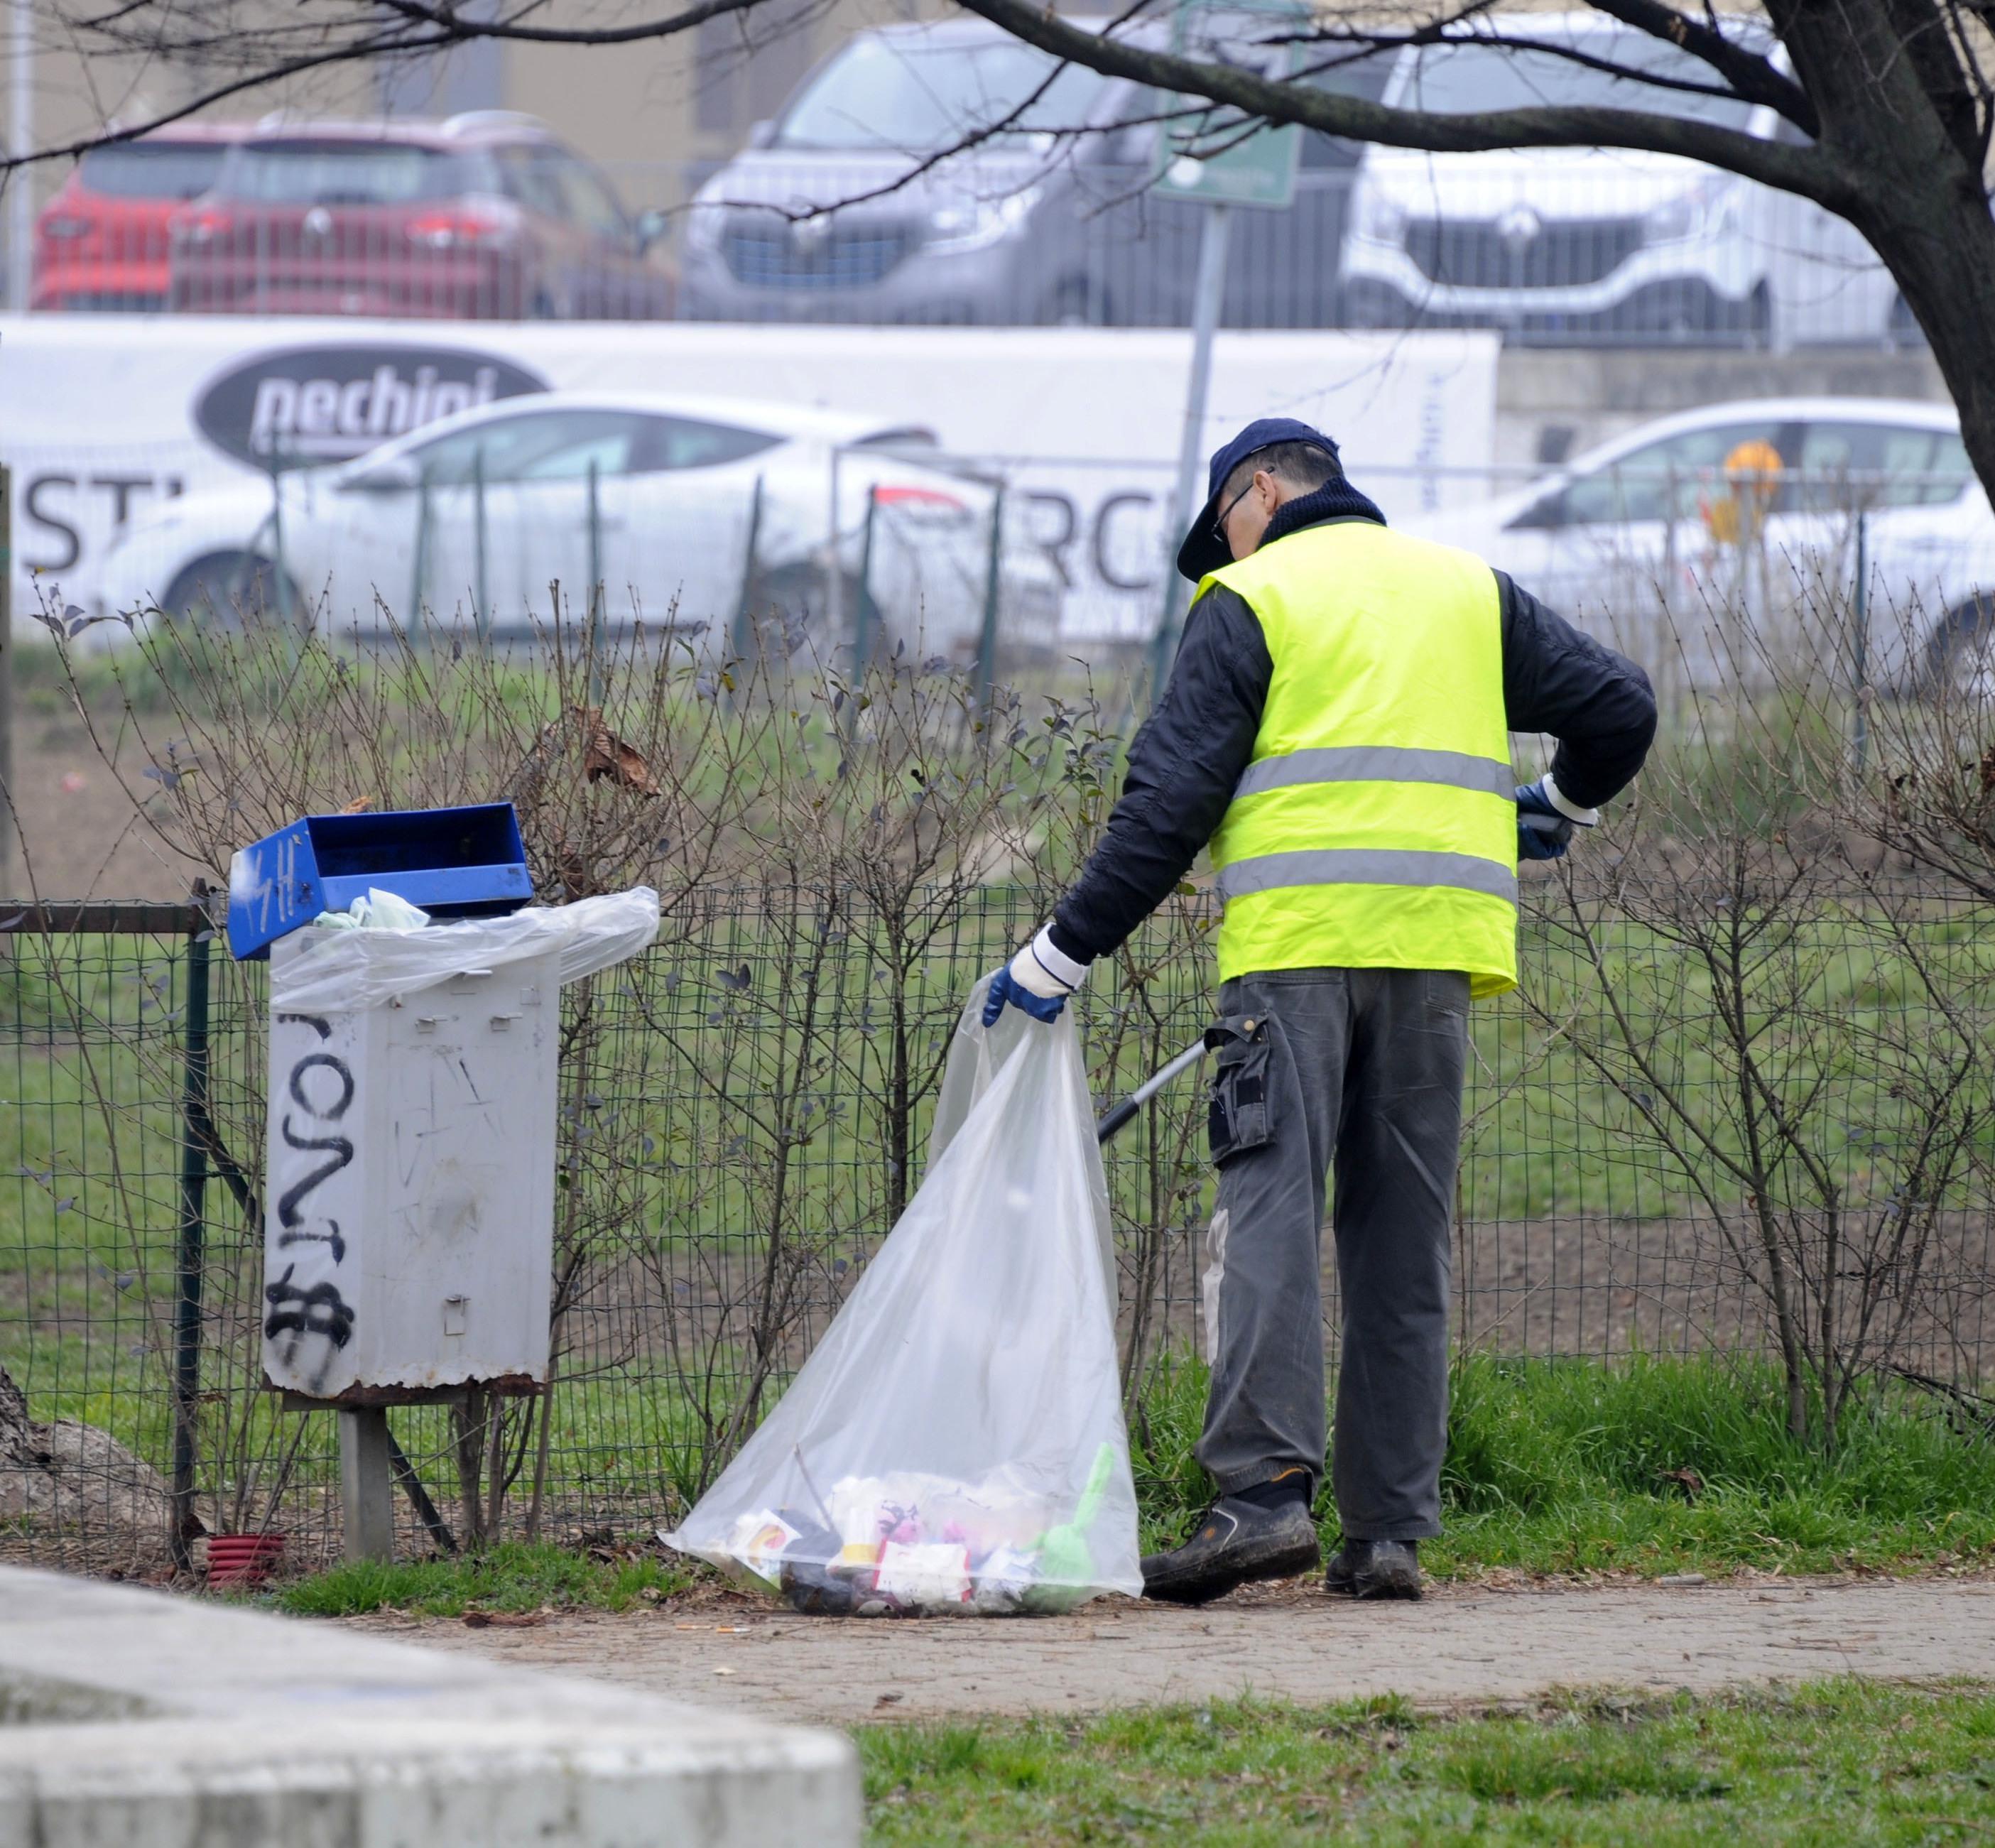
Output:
[982, 925, 1089, 1027]
[1516, 776, 1598, 862]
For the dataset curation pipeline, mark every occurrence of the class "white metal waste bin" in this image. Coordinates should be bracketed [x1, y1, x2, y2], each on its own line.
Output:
[259, 891, 658, 1403]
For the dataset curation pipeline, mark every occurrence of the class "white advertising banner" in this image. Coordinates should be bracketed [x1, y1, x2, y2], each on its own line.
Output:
[0, 315, 1496, 639]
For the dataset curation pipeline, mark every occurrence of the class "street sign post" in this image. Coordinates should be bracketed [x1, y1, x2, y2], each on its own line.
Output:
[1148, 4, 1306, 694]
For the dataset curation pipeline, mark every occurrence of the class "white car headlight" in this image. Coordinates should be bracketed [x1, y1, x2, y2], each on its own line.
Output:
[1352, 188, 1407, 244]
[683, 196, 726, 256]
[926, 187, 1040, 254]
[1645, 175, 1730, 244]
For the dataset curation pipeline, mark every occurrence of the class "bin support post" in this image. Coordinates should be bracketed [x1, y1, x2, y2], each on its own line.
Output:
[170, 908, 212, 1573]
[338, 1408, 396, 1562]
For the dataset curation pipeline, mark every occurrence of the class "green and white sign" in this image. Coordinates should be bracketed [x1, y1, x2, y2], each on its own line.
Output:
[1150, 1, 1305, 211]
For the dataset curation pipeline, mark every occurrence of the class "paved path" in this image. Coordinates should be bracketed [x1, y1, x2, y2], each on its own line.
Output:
[344, 1576, 1995, 1725]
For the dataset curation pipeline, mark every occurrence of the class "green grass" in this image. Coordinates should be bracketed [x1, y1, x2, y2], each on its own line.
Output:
[1134, 1353, 1995, 1578]
[860, 1681, 1995, 1844]
[268, 1539, 692, 1618]
[255, 1348, 1995, 1620]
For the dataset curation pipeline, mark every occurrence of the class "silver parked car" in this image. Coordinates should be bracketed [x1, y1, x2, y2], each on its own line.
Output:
[94, 391, 1062, 661]
[1405, 397, 1990, 695]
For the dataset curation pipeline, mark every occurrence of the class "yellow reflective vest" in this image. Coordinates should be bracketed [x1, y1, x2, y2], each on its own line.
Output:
[1200, 520, 1518, 998]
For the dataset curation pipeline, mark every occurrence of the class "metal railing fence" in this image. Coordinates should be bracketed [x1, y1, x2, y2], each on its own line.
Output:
[2, 869, 1991, 1573]
[28, 156, 1919, 349]
[15, 434, 1973, 601]
[26, 445, 1986, 744]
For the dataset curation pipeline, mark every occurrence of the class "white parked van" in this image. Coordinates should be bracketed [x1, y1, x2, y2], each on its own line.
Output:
[1339, 15, 1901, 347]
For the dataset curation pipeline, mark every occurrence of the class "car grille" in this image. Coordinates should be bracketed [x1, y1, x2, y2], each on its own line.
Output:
[721, 219, 914, 289]
[1406, 216, 1643, 289]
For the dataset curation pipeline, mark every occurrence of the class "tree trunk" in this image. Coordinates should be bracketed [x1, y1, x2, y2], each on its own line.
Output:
[1778, 2, 1995, 508]
[1860, 200, 1995, 505]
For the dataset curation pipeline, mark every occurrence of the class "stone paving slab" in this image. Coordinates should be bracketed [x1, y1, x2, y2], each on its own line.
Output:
[0, 1566, 857, 1845]
[349, 1577, 1995, 1727]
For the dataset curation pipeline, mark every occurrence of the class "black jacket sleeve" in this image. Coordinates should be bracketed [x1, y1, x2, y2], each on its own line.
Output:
[1497, 573, 1657, 810]
[1050, 584, 1271, 962]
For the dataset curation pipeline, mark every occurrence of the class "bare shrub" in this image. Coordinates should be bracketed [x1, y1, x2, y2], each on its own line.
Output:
[1522, 597, 1995, 1443]
[33, 604, 1121, 1535]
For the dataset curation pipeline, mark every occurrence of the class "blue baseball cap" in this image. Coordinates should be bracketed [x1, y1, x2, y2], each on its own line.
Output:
[1176, 417, 1342, 582]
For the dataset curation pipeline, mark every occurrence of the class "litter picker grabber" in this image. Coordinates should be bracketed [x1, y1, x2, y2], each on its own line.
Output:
[1095, 1039, 1207, 1144]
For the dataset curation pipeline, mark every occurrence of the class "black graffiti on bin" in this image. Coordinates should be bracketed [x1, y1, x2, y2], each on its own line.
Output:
[263, 1263, 357, 1350]
[266, 1013, 357, 1342]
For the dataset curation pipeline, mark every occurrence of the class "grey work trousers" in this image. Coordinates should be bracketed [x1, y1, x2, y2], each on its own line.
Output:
[1197, 967, 1468, 1540]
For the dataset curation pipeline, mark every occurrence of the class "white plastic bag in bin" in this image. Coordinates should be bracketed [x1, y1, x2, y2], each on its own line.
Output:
[663, 982, 1142, 1615]
[268, 886, 661, 1014]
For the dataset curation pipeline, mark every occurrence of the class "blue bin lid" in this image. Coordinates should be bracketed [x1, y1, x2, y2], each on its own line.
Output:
[227, 802, 531, 960]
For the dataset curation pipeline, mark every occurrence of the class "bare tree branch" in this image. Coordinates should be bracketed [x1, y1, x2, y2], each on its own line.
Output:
[951, 0, 1845, 207]
[3, 0, 773, 175]
[1583, 0, 1820, 131]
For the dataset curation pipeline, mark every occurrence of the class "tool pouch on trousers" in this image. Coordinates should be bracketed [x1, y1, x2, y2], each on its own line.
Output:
[1204, 1015, 1273, 1165]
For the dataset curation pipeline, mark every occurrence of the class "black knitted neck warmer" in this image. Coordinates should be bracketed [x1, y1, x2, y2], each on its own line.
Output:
[1260, 475, 1388, 549]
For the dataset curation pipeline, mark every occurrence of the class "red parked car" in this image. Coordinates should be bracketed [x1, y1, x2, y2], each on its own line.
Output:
[33, 124, 246, 311]
[168, 114, 675, 320]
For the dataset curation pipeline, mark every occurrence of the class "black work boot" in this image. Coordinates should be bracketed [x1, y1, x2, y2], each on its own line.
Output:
[1325, 1538, 1423, 1601]
[1141, 1498, 1320, 1606]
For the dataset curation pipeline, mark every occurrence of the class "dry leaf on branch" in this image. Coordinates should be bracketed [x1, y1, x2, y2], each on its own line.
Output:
[577, 705, 658, 795]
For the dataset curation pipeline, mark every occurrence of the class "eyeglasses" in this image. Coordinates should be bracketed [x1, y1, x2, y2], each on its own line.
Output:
[1212, 478, 1258, 545]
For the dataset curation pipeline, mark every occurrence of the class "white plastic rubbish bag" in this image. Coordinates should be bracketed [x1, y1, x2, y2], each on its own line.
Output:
[663, 984, 1142, 1616]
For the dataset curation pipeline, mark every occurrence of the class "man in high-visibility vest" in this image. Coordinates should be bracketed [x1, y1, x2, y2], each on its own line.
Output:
[986, 418, 1656, 1605]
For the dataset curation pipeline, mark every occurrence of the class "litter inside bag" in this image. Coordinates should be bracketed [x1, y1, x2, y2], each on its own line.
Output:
[309, 886, 432, 932]
[662, 985, 1141, 1616]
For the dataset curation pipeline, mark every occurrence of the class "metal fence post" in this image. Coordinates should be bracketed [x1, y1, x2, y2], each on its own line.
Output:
[170, 906, 213, 1572]
[1149, 200, 1232, 700]
[1852, 507, 1870, 773]
[729, 474, 765, 673]
[825, 447, 845, 653]
[0, 465, 13, 892]
[975, 483, 1006, 712]
[852, 486, 879, 670]
[267, 461, 292, 631]
[473, 445, 489, 641]
[587, 458, 604, 707]
[408, 464, 433, 631]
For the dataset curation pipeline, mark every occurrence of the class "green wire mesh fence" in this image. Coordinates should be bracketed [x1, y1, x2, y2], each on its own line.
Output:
[3, 872, 1991, 1573]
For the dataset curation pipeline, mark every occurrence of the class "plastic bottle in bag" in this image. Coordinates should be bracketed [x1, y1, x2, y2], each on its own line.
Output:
[663, 983, 1142, 1616]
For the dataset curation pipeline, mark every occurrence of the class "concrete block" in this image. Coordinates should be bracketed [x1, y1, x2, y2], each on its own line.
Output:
[0, 1567, 858, 1847]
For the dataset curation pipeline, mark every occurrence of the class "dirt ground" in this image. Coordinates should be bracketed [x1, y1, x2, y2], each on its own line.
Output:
[4, 697, 192, 901]
[342, 1574, 1995, 1725]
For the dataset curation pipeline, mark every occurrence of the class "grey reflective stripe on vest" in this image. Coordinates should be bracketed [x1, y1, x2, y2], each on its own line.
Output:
[1234, 745, 1516, 802]
[1217, 848, 1518, 906]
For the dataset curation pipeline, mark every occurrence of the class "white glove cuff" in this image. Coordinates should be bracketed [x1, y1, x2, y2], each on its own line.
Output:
[1541, 774, 1599, 827]
[1009, 924, 1089, 999]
